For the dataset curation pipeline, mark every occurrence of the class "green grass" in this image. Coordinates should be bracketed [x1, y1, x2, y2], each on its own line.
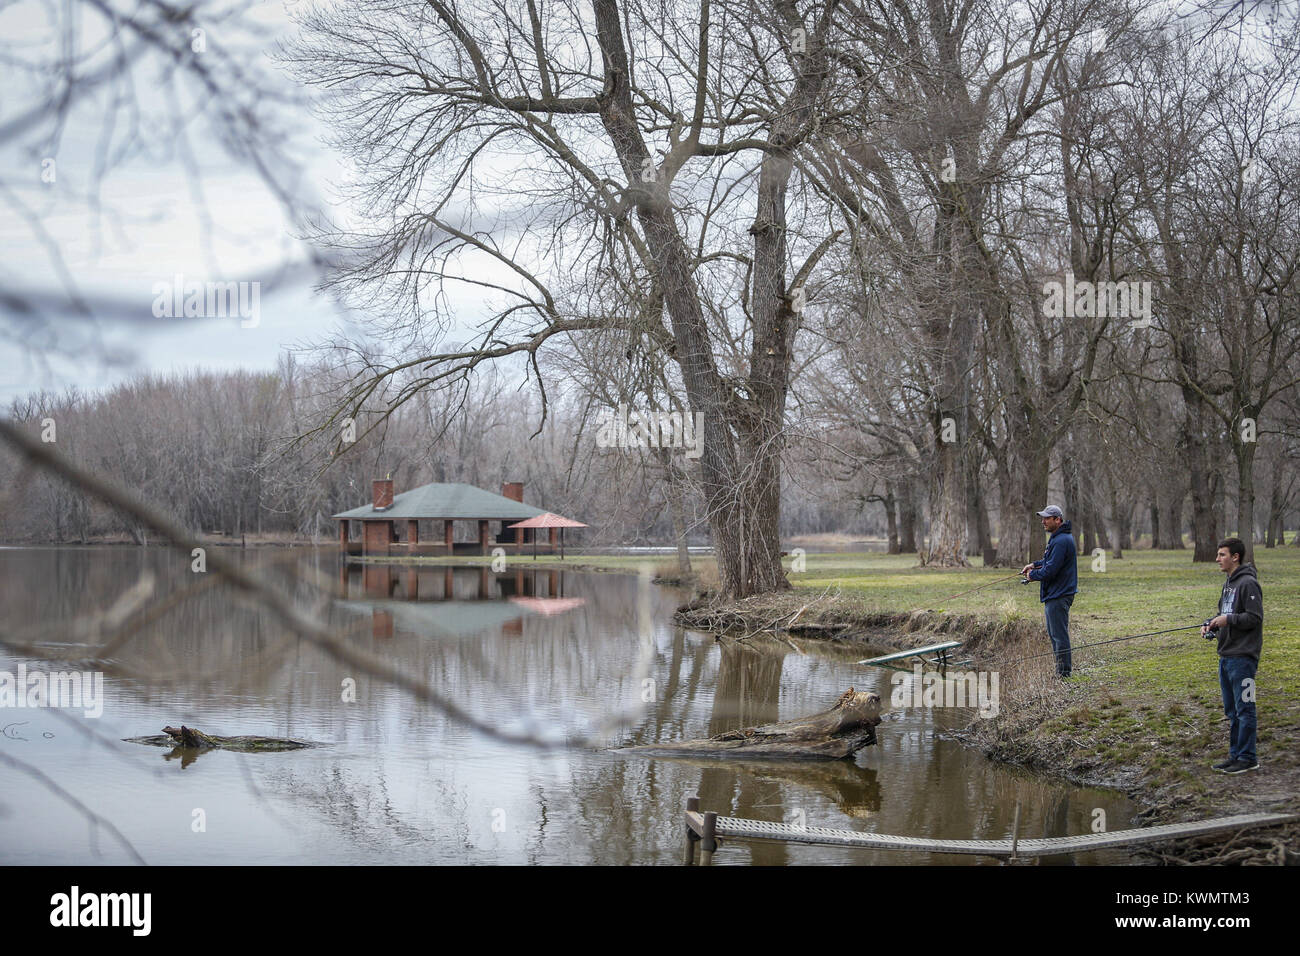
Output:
[774, 546, 1300, 794]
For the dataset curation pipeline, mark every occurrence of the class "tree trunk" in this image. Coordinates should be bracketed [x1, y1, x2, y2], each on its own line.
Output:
[1110, 484, 1126, 558]
[619, 689, 880, 761]
[663, 455, 692, 576]
[1183, 403, 1220, 561]
[965, 449, 990, 556]
[925, 412, 968, 566]
[884, 483, 900, 554]
[591, 0, 832, 598]
[899, 483, 918, 553]
[1063, 452, 1083, 553]
[1234, 438, 1257, 563]
[967, 452, 993, 556]
[1156, 479, 1187, 549]
[995, 448, 1048, 568]
[1119, 497, 1133, 551]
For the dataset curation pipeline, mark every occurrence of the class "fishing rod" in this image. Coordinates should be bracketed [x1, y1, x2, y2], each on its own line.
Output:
[1001, 623, 1205, 665]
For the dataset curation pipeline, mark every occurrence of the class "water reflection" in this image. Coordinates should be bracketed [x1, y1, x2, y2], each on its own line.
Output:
[0, 549, 1139, 865]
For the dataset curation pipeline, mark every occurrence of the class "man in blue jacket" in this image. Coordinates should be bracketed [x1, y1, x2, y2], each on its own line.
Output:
[1020, 505, 1079, 678]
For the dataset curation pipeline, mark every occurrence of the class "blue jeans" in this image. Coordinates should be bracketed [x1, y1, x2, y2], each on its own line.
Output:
[1218, 657, 1257, 764]
[1044, 594, 1074, 677]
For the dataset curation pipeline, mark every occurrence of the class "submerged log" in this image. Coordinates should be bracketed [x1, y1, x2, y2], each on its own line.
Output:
[619, 689, 881, 761]
[124, 725, 314, 752]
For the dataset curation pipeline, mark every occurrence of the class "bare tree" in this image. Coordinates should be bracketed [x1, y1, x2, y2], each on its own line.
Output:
[285, 0, 859, 598]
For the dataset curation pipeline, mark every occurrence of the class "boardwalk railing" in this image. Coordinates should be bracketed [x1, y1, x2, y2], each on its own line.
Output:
[681, 796, 1295, 865]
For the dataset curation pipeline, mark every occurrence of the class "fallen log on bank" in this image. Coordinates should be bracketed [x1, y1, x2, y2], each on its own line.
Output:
[619, 689, 880, 761]
[124, 725, 314, 752]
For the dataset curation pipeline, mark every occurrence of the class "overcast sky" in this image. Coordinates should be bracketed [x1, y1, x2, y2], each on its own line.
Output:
[0, 0, 1283, 405]
[0, 1, 397, 403]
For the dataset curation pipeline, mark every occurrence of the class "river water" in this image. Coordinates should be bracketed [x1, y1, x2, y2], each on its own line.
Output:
[0, 548, 1137, 865]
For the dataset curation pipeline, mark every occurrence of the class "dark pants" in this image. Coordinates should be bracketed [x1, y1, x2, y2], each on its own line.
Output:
[1044, 594, 1074, 677]
[1218, 656, 1258, 764]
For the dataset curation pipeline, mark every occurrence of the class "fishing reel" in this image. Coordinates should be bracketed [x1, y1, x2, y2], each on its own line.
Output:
[1202, 619, 1219, 640]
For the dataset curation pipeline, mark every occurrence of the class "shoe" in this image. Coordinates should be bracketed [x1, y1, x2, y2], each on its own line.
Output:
[1211, 758, 1235, 771]
[1222, 760, 1259, 775]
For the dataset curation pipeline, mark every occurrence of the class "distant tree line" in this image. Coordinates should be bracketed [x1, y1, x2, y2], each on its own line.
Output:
[4, 2, 1299, 579]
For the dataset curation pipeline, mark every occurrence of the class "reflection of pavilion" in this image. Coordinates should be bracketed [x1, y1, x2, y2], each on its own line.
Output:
[508, 597, 587, 616]
[337, 564, 586, 638]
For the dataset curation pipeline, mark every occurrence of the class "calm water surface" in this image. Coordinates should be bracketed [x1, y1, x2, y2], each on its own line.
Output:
[0, 548, 1137, 864]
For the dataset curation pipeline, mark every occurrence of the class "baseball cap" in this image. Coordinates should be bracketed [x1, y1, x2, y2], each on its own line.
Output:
[1036, 505, 1064, 518]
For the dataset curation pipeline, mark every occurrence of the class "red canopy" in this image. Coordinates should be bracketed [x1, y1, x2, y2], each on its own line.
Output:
[506, 512, 586, 559]
[506, 512, 588, 529]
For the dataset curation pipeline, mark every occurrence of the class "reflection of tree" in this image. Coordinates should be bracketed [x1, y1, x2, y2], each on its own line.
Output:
[707, 641, 783, 737]
[697, 641, 784, 863]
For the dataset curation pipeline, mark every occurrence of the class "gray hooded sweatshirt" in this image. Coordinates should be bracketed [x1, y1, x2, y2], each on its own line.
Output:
[1214, 564, 1263, 663]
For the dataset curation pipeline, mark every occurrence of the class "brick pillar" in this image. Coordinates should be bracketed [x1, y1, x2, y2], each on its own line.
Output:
[549, 527, 558, 553]
[478, 519, 490, 555]
[363, 520, 392, 556]
[407, 519, 418, 553]
[339, 521, 349, 550]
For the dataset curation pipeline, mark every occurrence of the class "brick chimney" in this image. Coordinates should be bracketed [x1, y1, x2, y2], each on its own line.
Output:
[501, 481, 524, 503]
[372, 478, 394, 510]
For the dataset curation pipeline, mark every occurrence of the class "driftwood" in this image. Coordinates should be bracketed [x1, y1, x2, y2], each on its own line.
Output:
[619, 689, 881, 761]
[124, 725, 314, 752]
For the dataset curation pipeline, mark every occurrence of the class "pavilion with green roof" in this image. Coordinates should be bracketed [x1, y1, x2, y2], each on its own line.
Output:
[334, 478, 579, 557]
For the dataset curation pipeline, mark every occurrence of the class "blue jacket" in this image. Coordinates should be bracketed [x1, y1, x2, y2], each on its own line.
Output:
[1028, 520, 1078, 603]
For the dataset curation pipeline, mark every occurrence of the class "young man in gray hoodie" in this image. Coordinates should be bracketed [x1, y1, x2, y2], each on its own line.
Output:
[1201, 537, 1263, 774]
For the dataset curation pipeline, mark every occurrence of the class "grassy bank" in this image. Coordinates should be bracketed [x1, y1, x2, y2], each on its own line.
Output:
[668, 547, 1300, 864]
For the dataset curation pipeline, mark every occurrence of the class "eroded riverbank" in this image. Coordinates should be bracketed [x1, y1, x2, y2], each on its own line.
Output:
[675, 589, 1300, 865]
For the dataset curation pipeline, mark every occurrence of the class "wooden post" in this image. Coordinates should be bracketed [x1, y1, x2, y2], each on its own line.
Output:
[549, 527, 558, 554]
[1009, 798, 1022, 864]
[683, 796, 700, 865]
[700, 811, 719, 866]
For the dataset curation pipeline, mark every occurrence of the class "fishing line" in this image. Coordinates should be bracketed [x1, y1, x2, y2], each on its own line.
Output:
[1000, 623, 1205, 665]
[927, 573, 1025, 605]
